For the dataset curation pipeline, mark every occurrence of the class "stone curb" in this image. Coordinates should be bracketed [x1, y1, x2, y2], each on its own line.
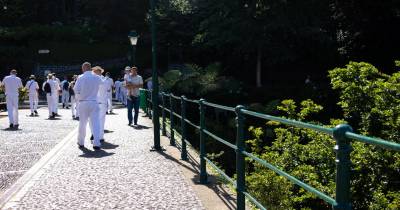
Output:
[0, 127, 78, 209]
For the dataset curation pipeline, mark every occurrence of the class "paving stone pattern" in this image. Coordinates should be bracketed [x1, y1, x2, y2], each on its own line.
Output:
[0, 108, 78, 196]
[5, 108, 204, 209]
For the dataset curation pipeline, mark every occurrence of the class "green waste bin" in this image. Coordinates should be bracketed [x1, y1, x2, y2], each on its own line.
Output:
[139, 89, 147, 110]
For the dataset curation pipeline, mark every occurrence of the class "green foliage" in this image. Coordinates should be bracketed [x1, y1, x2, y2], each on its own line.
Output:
[246, 61, 400, 209]
[246, 99, 336, 209]
[160, 63, 242, 97]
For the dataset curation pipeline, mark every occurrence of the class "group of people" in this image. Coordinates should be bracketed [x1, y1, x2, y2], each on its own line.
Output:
[1, 62, 144, 150]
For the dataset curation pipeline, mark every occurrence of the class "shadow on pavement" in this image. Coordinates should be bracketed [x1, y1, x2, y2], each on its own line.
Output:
[45, 118, 61, 120]
[101, 141, 119, 150]
[104, 129, 114, 133]
[78, 147, 115, 158]
[2, 128, 22, 131]
[131, 124, 151, 130]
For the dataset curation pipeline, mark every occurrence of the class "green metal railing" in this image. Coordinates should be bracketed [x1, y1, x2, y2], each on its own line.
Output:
[141, 89, 400, 210]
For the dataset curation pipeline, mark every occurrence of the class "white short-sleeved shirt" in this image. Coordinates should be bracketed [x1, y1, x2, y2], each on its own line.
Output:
[25, 80, 39, 95]
[2, 75, 23, 96]
[97, 76, 108, 104]
[125, 74, 143, 97]
[74, 71, 102, 101]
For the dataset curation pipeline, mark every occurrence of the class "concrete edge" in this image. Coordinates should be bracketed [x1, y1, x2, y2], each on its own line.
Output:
[0, 127, 78, 209]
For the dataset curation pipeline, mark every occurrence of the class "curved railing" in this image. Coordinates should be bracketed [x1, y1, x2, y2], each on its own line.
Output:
[141, 89, 400, 210]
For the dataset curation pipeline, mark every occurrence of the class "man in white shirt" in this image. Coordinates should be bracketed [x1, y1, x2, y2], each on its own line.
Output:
[42, 74, 58, 119]
[104, 72, 114, 114]
[74, 62, 103, 150]
[25, 75, 39, 116]
[60, 76, 70, 109]
[2, 69, 23, 129]
[124, 66, 143, 126]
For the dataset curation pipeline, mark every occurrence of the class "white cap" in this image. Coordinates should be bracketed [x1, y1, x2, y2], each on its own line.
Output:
[125, 66, 131, 71]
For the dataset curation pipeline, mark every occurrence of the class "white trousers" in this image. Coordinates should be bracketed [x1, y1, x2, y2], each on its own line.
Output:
[6, 95, 19, 125]
[46, 93, 55, 116]
[71, 95, 77, 117]
[90, 103, 107, 139]
[61, 91, 69, 107]
[115, 90, 120, 101]
[107, 93, 113, 112]
[52, 94, 59, 113]
[29, 93, 38, 113]
[78, 101, 101, 147]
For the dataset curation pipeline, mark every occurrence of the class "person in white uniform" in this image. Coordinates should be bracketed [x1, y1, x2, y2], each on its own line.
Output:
[25, 75, 39, 116]
[114, 79, 121, 102]
[60, 76, 70, 109]
[91, 66, 107, 142]
[104, 72, 114, 114]
[52, 73, 61, 115]
[74, 62, 103, 150]
[42, 74, 58, 119]
[2, 69, 23, 129]
[69, 75, 79, 119]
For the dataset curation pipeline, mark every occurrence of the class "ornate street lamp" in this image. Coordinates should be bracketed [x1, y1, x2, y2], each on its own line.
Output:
[128, 30, 138, 66]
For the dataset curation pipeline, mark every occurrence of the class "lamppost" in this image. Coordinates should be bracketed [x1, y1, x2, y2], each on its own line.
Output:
[128, 30, 138, 66]
[149, 0, 161, 151]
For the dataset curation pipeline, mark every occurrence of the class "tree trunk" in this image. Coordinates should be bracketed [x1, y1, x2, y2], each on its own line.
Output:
[256, 46, 262, 87]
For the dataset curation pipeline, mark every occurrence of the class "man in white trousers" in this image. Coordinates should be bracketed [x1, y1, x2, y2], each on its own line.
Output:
[2, 69, 23, 129]
[52, 73, 61, 115]
[74, 62, 103, 150]
[25, 75, 39, 116]
[114, 79, 121, 102]
[60, 75, 70, 109]
[69, 75, 79, 119]
[104, 72, 114, 114]
[42, 74, 58, 119]
[92, 66, 107, 142]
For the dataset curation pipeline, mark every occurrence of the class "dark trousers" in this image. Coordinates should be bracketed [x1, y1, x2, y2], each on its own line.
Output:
[127, 96, 140, 125]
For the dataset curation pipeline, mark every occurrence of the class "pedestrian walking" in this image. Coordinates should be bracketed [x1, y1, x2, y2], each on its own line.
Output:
[124, 66, 143, 126]
[114, 79, 121, 102]
[74, 62, 103, 150]
[52, 73, 61, 116]
[60, 76, 70, 109]
[25, 75, 39, 116]
[91, 66, 107, 142]
[104, 72, 114, 114]
[69, 75, 79, 120]
[42, 74, 58, 119]
[1, 69, 23, 129]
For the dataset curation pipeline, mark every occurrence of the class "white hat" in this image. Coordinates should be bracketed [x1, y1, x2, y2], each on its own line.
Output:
[125, 66, 131, 71]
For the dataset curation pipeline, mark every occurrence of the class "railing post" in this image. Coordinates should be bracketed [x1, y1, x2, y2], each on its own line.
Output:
[161, 92, 166, 136]
[181, 96, 188, 160]
[199, 99, 208, 184]
[235, 105, 245, 210]
[169, 94, 175, 146]
[333, 124, 353, 210]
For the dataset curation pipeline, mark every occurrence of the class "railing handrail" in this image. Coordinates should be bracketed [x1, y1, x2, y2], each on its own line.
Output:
[141, 89, 400, 210]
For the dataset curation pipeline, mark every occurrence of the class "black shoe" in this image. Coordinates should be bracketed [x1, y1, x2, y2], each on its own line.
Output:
[52, 112, 56, 118]
[30, 113, 34, 117]
[72, 115, 75, 119]
[62, 105, 65, 108]
[55, 113, 61, 117]
[9, 124, 14, 129]
[128, 122, 132, 126]
[14, 124, 19, 130]
[34, 111, 39, 116]
[93, 146, 101, 150]
[34, 110, 38, 114]
[90, 135, 94, 140]
[106, 111, 109, 115]
[75, 117, 79, 121]
[77, 143, 84, 148]
[100, 139, 105, 143]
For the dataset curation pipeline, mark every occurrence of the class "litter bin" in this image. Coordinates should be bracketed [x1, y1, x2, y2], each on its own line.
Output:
[139, 89, 147, 111]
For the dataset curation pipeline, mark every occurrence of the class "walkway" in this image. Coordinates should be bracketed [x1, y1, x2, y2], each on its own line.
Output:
[0, 108, 205, 209]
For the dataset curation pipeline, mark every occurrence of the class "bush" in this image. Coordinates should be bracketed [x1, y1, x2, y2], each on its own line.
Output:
[245, 61, 400, 209]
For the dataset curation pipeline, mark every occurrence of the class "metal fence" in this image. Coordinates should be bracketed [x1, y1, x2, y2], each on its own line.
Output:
[141, 89, 400, 210]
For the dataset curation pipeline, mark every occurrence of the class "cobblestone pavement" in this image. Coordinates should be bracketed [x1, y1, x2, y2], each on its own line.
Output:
[0, 107, 78, 196]
[2, 108, 204, 209]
